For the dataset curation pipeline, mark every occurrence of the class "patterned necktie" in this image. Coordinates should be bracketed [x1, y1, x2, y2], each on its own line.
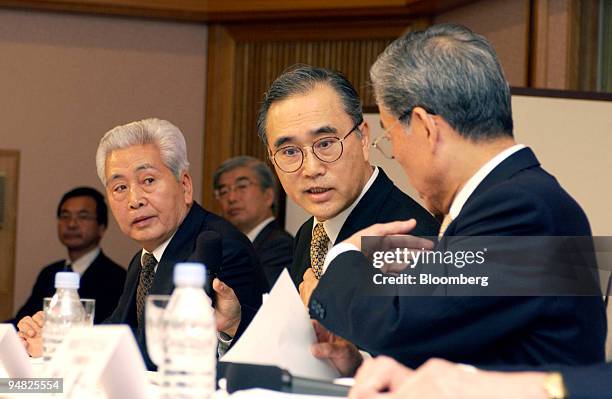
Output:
[310, 222, 330, 279]
[438, 214, 453, 239]
[136, 253, 158, 333]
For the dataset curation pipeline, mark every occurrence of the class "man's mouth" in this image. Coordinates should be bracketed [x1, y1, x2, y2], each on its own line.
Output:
[305, 187, 332, 202]
[132, 216, 154, 227]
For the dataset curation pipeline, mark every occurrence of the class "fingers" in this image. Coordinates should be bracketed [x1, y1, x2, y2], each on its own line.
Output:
[32, 311, 45, 328]
[17, 316, 41, 338]
[299, 268, 318, 307]
[213, 278, 236, 300]
[350, 356, 413, 399]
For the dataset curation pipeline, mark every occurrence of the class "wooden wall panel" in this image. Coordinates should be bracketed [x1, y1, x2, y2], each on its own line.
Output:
[203, 19, 427, 215]
[0, 150, 19, 320]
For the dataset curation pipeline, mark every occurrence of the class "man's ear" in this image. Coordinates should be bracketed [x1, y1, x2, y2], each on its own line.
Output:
[263, 187, 275, 209]
[181, 171, 194, 205]
[97, 224, 107, 238]
[359, 121, 371, 162]
[413, 107, 440, 152]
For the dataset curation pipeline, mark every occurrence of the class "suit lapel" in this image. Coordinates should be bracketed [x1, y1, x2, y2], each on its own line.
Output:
[252, 220, 276, 251]
[150, 203, 206, 295]
[336, 169, 394, 243]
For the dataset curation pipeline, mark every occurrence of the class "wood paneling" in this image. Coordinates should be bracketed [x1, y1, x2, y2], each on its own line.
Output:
[202, 18, 428, 215]
[0, 150, 19, 320]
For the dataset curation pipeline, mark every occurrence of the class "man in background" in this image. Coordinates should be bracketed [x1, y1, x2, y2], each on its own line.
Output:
[213, 155, 293, 287]
[11, 186, 125, 325]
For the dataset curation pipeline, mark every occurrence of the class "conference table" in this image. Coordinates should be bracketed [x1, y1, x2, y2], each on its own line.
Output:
[0, 357, 344, 399]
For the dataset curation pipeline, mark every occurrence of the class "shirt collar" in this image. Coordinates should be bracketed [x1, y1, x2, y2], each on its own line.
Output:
[66, 247, 100, 276]
[246, 217, 275, 242]
[141, 233, 175, 267]
[312, 166, 379, 245]
[449, 144, 526, 219]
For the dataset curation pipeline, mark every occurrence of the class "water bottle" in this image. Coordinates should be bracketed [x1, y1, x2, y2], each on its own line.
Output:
[42, 272, 86, 362]
[163, 262, 217, 399]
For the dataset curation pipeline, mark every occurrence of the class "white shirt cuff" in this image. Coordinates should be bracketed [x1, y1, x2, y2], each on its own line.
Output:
[322, 242, 360, 275]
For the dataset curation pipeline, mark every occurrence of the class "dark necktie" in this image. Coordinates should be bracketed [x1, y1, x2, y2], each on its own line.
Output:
[310, 222, 330, 279]
[136, 253, 158, 333]
[64, 263, 73, 272]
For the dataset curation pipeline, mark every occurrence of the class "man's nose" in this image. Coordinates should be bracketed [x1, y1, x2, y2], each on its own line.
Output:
[128, 186, 146, 209]
[301, 148, 325, 177]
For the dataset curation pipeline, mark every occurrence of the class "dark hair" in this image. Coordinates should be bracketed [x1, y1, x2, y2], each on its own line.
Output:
[257, 64, 364, 145]
[57, 186, 108, 227]
[370, 23, 513, 140]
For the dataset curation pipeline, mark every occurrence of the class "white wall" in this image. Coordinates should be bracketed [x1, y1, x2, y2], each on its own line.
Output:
[0, 9, 208, 312]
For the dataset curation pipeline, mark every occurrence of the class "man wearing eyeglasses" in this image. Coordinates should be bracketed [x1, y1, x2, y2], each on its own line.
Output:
[303, 23, 606, 381]
[257, 65, 439, 374]
[10, 187, 126, 332]
[213, 156, 293, 288]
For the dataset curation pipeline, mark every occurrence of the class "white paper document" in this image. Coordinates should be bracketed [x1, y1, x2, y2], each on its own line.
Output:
[222, 270, 339, 380]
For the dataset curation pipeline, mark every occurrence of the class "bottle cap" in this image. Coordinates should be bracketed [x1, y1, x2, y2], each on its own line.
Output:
[54, 271, 80, 289]
[173, 262, 206, 287]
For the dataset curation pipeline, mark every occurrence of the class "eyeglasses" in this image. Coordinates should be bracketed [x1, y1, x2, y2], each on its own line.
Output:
[372, 135, 394, 159]
[372, 106, 437, 160]
[58, 212, 97, 223]
[271, 122, 362, 173]
[214, 178, 255, 200]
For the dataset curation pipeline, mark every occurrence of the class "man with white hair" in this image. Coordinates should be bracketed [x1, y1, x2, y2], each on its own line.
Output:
[303, 23, 606, 376]
[19, 118, 263, 369]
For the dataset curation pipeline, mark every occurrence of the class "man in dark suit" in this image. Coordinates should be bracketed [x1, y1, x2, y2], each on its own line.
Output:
[302, 24, 606, 377]
[256, 65, 439, 374]
[18, 119, 263, 369]
[213, 155, 293, 288]
[255, 65, 438, 294]
[11, 187, 125, 326]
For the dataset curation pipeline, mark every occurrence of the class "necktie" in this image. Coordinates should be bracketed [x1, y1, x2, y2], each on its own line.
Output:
[310, 222, 330, 279]
[64, 263, 73, 272]
[438, 214, 453, 239]
[136, 253, 158, 333]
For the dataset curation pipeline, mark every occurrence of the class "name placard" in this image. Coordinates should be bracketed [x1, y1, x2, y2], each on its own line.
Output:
[0, 324, 33, 378]
[45, 325, 148, 399]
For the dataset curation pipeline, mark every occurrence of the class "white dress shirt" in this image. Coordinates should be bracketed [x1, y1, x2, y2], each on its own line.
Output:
[246, 217, 276, 243]
[312, 166, 379, 275]
[66, 246, 100, 276]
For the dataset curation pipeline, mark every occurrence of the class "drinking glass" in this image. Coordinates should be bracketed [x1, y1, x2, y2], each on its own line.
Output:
[145, 294, 170, 384]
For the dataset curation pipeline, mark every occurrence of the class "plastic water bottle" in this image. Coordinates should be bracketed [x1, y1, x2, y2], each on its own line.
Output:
[42, 272, 86, 362]
[163, 262, 217, 399]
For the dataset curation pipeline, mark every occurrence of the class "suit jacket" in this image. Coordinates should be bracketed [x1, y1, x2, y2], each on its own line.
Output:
[290, 168, 439, 286]
[252, 219, 293, 288]
[311, 148, 606, 368]
[560, 363, 612, 399]
[105, 202, 263, 369]
[10, 251, 126, 325]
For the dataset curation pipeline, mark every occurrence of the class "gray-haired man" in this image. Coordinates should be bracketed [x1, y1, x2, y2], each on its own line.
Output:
[213, 156, 293, 287]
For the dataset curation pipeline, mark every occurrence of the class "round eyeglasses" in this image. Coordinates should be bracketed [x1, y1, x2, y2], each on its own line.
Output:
[271, 122, 362, 173]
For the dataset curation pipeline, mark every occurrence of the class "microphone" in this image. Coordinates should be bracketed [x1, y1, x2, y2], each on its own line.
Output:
[224, 363, 349, 397]
[188, 231, 222, 303]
